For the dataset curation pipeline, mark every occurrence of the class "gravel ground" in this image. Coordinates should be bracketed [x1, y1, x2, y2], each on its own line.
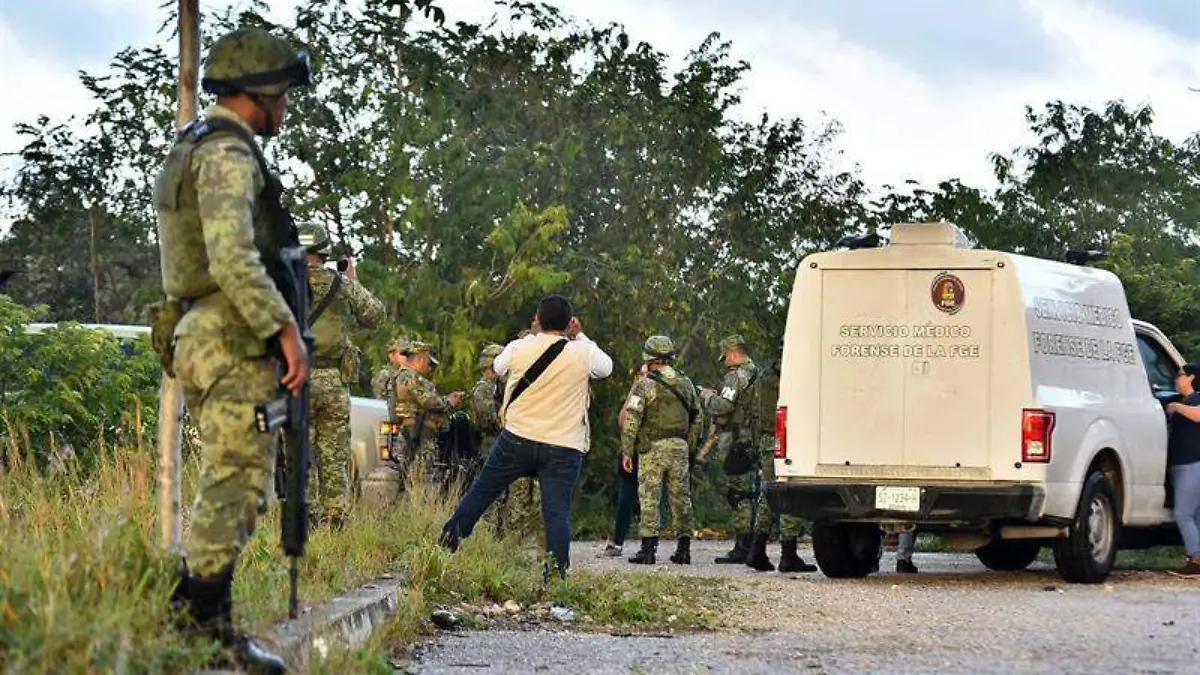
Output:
[401, 539, 1200, 674]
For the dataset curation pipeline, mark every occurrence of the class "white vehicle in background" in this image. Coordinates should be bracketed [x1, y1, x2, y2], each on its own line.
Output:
[766, 222, 1185, 584]
[348, 395, 391, 495]
[25, 322, 151, 342]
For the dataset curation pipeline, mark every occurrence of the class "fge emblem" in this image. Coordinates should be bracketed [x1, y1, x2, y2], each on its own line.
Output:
[931, 272, 966, 315]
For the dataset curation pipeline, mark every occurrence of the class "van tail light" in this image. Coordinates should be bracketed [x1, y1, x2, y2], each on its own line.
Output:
[378, 421, 400, 462]
[774, 406, 788, 459]
[1021, 409, 1055, 463]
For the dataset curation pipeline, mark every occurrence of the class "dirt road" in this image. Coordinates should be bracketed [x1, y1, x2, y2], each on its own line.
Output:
[402, 540, 1200, 674]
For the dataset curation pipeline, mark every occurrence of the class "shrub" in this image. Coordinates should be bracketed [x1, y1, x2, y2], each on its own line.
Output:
[0, 295, 160, 470]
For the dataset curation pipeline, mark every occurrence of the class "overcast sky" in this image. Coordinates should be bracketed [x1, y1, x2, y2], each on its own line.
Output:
[2, 0, 1200, 192]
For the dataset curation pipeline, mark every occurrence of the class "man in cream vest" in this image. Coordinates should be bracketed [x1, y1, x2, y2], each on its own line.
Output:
[439, 294, 612, 578]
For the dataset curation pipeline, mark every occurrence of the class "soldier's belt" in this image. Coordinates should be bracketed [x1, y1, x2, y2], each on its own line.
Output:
[180, 289, 218, 313]
[644, 432, 689, 444]
[313, 357, 342, 369]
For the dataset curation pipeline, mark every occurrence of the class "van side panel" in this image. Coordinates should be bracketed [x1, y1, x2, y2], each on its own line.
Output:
[1011, 256, 1166, 522]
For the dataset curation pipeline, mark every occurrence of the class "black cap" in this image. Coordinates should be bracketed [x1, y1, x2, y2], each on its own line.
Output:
[1182, 364, 1200, 377]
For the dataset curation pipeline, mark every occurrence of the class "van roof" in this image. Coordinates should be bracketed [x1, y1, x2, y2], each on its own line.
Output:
[24, 323, 151, 340]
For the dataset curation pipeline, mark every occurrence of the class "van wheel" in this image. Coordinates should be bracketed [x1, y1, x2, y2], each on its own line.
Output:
[1053, 471, 1120, 584]
[812, 522, 882, 578]
[975, 539, 1041, 571]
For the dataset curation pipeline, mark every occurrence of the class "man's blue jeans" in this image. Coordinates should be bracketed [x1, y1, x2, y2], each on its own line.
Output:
[1171, 461, 1200, 557]
[441, 430, 583, 574]
[612, 454, 638, 546]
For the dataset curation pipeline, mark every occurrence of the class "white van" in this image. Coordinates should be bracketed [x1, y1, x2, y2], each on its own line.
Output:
[765, 222, 1185, 583]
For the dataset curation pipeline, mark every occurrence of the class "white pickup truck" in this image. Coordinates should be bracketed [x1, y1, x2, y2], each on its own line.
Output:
[765, 222, 1186, 583]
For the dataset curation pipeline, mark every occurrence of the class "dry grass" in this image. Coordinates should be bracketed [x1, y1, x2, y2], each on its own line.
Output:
[0, 446, 731, 674]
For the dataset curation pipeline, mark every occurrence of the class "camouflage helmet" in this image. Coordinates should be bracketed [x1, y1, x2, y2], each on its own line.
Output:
[407, 341, 439, 365]
[718, 334, 747, 362]
[201, 27, 312, 97]
[297, 223, 330, 255]
[478, 343, 504, 370]
[642, 335, 675, 362]
[389, 335, 412, 354]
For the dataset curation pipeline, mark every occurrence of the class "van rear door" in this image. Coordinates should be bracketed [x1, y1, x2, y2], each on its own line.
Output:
[819, 267, 993, 469]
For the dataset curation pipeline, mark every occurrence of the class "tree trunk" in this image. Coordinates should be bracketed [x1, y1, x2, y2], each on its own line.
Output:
[178, 0, 200, 126]
[88, 204, 102, 323]
[159, 0, 200, 556]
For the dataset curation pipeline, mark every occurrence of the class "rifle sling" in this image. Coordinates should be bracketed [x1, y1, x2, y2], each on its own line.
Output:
[502, 337, 569, 418]
[647, 370, 698, 424]
[309, 273, 342, 324]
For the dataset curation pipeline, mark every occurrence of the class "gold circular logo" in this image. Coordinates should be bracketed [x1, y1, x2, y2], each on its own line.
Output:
[931, 273, 965, 315]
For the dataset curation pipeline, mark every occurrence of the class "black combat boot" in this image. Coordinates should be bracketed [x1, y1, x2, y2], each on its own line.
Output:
[714, 532, 751, 564]
[181, 567, 287, 674]
[777, 537, 817, 573]
[745, 531, 776, 572]
[169, 559, 192, 632]
[628, 537, 658, 565]
[669, 535, 691, 565]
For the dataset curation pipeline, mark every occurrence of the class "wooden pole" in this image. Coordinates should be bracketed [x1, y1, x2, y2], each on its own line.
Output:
[158, 0, 199, 555]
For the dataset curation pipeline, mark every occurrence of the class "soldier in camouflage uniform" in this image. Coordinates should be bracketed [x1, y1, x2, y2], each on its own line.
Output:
[154, 27, 311, 673]
[622, 336, 699, 565]
[467, 344, 504, 522]
[390, 342, 463, 482]
[468, 344, 505, 455]
[698, 334, 763, 566]
[745, 358, 817, 573]
[298, 223, 385, 526]
[372, 335, 410, 400]
[501, 330, 539, 541]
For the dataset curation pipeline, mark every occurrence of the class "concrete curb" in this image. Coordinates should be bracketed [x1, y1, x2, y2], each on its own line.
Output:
[272, 576, 403, 671]
[195, 576, 404, 674]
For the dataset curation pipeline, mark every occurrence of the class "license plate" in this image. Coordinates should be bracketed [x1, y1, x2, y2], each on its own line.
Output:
[875, 486, 921, 512]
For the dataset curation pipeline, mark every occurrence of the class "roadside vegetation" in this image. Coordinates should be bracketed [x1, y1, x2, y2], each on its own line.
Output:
[0, 436, 730, 674]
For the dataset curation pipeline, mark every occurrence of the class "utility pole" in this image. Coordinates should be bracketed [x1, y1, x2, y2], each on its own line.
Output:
[158, 0, 199, 555]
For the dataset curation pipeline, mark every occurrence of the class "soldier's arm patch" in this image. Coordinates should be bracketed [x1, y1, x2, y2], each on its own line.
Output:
[721, 386, 737, 401]
[626, 394, 644, 412]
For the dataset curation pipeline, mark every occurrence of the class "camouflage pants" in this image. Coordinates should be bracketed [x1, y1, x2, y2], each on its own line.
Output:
[637, 438, 694, 538]
[506, 476, 541, 540]
[718, 432, 758, 533]
[754, 439, 806, 538]
[174, 337, 277, 578]
[310, 368, 350, 521]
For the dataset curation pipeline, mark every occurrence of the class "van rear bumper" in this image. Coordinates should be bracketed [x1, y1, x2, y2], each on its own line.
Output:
[764, 480, 1044, 523]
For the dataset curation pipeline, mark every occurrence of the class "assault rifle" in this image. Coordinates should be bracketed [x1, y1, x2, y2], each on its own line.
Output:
[253, 245, 314, 620]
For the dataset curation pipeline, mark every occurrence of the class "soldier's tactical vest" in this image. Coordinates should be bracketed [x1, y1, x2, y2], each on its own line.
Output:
[307, 262, 349, 366]
[154, 115, 303, 361]
[756, 363, 780, 443]
[643, 368, 692, 443]
[392, 368, 445, 434]
[725, 361, 760, 437]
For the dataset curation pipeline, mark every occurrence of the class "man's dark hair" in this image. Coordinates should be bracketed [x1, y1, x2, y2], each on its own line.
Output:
[536, 294, 573, 332]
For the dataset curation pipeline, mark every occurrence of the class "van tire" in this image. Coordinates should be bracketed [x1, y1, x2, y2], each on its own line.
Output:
[975, 539, 1042, 571]
[1052, 471, 1120, 584]
[812, 522, 882, 578]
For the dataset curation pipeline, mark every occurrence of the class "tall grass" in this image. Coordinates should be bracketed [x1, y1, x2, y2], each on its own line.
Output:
[0, 445, 731, 674]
